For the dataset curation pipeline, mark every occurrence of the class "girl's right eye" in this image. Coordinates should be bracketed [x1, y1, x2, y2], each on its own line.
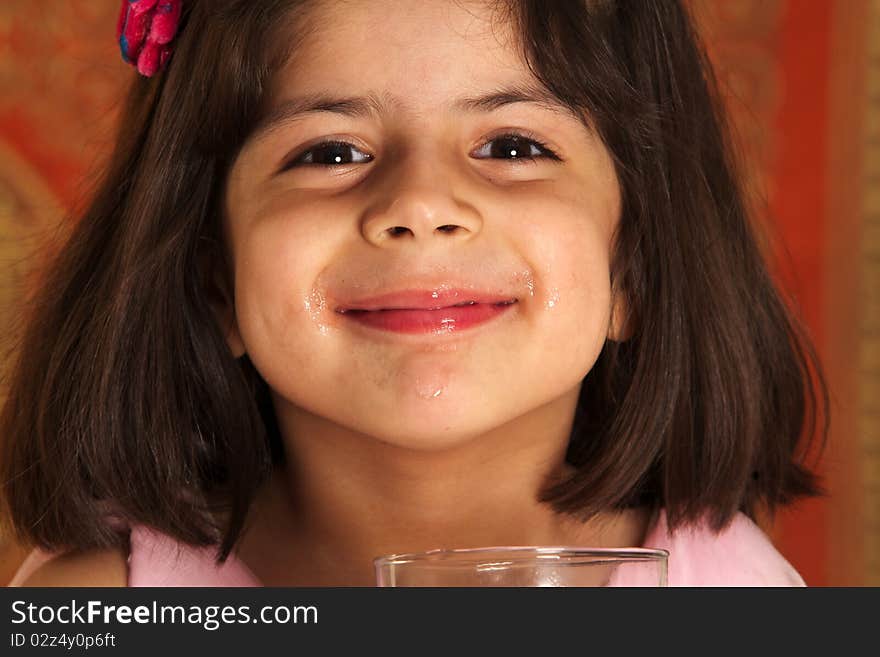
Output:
[282, 140, 374, 170]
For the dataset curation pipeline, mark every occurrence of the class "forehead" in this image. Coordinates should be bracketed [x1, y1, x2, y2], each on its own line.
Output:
[270, 0, 532, 111]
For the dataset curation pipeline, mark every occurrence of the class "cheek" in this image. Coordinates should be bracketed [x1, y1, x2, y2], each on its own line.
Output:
[511, 194, 615, 369]
[540, 237, 612, 376]
[229, 200, 344, 375]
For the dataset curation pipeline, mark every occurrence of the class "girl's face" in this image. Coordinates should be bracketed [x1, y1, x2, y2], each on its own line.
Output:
[222, 0, 623, 450]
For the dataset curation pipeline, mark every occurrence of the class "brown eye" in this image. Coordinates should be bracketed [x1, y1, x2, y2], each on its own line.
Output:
[472, 133, 560, 162]
[284, 140, 374, 170]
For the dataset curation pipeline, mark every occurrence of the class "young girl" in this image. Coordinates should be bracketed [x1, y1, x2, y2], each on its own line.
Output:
[3, 0, 827, 587]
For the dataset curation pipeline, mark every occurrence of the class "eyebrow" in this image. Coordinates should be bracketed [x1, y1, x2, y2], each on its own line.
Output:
[249, 83, 581, 142]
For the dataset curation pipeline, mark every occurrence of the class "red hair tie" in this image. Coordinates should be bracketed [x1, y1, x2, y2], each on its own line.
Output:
[117, 0, 183, 77]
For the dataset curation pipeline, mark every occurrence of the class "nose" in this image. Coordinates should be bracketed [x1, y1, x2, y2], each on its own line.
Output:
[360, 159, 483, 246]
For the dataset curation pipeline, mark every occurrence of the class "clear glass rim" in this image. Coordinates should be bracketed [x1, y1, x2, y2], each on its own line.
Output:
[373, 546, 669, 569]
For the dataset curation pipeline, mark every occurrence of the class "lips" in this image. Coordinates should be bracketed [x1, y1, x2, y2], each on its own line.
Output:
[336, 288, 518, 334]
[337, 289, 516, 312]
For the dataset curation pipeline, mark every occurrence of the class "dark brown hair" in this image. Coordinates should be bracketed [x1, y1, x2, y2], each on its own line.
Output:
[0, 0, 828, 561]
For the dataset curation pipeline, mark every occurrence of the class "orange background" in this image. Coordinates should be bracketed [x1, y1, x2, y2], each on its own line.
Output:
[0, 1, 876, 585]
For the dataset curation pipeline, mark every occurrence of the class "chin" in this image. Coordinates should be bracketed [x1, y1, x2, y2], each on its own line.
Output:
[370, 424, 492, 453]
[355, 396, 505, 453]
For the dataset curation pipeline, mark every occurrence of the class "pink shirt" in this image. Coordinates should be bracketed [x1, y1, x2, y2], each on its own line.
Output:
[8, 510, 805, 586]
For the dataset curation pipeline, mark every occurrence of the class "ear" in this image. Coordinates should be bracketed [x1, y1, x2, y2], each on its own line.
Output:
[198, 238, 246, 358]
[607, 287, 635, 343]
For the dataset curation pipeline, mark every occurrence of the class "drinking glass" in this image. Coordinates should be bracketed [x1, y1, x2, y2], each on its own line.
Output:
[374, 546, 668, 587]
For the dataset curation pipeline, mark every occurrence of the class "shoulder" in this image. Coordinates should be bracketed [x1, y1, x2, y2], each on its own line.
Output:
[13, 547, 127, 587]
[127, 524, 260, 586]
[11, 525, 260, 587]
[643, 510, 806, 587]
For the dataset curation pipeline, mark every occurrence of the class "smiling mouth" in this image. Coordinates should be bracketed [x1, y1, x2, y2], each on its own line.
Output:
[338, 299, 518, 334]
[340, 300, 517, 313]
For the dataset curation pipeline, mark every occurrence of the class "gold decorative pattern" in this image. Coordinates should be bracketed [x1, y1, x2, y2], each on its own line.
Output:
[0, 138, 64, 375]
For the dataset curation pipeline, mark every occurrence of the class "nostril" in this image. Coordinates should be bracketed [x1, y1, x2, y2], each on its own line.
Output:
[389, 226, 410, 236]
[437, 225, 457, 233]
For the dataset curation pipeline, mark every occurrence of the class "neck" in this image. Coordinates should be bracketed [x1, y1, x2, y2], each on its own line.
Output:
[239, 386, 650, 586]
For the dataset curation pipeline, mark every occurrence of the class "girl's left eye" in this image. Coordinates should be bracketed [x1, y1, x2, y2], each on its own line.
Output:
[280, 132, 561, 172]
[471, 133, 561, 163]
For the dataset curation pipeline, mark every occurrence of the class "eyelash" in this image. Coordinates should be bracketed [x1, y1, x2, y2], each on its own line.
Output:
[281, 132, 561, 171]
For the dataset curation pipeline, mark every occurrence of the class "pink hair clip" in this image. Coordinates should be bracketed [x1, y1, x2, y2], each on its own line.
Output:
[117, 0, 183, 77]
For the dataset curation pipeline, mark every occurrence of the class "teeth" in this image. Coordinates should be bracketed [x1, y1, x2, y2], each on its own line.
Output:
[453, 301, 477, 307]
